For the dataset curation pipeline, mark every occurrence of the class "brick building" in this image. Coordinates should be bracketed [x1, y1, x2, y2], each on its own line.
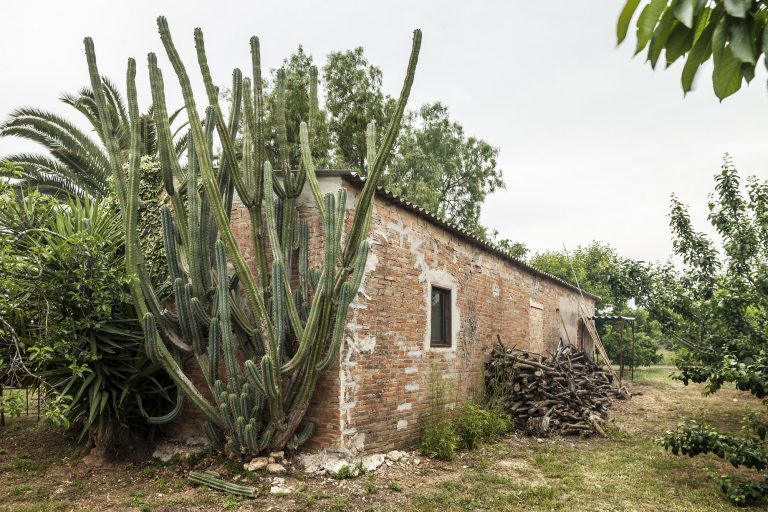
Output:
[227, 171, 598, 455]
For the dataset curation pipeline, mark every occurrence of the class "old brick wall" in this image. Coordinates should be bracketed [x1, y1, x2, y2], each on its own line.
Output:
[298, 178, 596, 454]
[170, 175, 595, 454]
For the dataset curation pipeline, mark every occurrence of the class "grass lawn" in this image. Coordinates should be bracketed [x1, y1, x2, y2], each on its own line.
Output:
[0, 364, 765, 511]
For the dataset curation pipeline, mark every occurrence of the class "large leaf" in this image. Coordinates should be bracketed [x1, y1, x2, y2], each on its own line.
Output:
[666, 23, 695, 66]
[635, 0, 669, 54]
[724, 0, 752, 18]
[673, 0, 696, 28]
[618, 0, 643, 43]
[728, 18, 756, 63]
[682, 20, 717, 92]
[713, 46, 743, 100]
[649, 9, 679, 67]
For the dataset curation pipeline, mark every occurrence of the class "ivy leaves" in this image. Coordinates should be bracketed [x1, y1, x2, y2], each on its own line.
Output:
[618, 0, 768, 100]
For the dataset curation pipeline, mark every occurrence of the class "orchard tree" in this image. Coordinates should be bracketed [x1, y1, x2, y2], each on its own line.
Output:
[618, 3, 768, 503]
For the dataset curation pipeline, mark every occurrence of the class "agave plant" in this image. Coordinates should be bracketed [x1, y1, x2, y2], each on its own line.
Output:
[0, 78, 187, 199]
[83, 17, 421, 456]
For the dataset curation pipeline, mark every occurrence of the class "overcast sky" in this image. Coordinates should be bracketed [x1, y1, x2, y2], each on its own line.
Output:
[1, 0, 766, 263]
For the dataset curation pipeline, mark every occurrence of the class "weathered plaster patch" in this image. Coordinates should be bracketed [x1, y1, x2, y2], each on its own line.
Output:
[404, 367, 418, 374]
[492, 282, 500, 297]
[397, 403, 412, 411]
[397, 420, 408, 430]
[404, 383, 420, 392]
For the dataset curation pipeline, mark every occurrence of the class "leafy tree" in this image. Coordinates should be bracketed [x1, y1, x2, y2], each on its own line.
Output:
[531, 242, 634, 314]
[627, 157, 768, 504]
[323, 47, 393, 169]
[264, 46, 332, 168]
[0, 78, 186, 199]
[618, 0, 768, 100]
[384, 102, 504, 234]
[531, 242, 664, 365]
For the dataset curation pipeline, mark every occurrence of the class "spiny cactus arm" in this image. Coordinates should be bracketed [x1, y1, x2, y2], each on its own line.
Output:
[263, 161, 305, 343]
[214, 241, 242, 388]
[208, 317, 221, 383]
[365, 121, 376, 176]
[333, 189, 346, 263]
[148, 53, 184, 195]
[148, 54, 190, 244]
[83, 38, 127, 203]
[316, 283, 352, 371]
[308, 66, 318, 140]
[185, 139, 206, 298]
[193, 28, 252, 206]
[280, 269, 326, 373]
[299, 123, 327, 220]
[189, 471, 256, 497]
[323, 194, 339, 297]
[343, 29, 421, 266]
[249, 37, 265, 175]
[136, 366, 186, 425]
[144, 313, 224, 426]
[156, 16, 273, 340]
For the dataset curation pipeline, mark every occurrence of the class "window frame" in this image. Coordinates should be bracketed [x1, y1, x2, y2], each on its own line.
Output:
[430, 285, 453, 348]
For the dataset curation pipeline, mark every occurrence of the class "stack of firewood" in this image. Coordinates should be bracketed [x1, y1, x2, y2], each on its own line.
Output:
[485, 342, 630, 437]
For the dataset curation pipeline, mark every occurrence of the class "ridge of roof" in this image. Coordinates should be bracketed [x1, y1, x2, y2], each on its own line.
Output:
[324, 170, 599, 301]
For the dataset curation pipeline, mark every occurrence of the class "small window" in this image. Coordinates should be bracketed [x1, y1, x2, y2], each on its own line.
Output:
[430, 286, 452, 347]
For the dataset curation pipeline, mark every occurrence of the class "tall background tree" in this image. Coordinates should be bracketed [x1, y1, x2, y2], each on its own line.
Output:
[242, 45, 505, 237]
[530, 242, 664, 367]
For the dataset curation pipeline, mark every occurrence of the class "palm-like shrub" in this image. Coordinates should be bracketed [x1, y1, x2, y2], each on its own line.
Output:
[0, 78, 186, 199]
[0, 169, 177, 458]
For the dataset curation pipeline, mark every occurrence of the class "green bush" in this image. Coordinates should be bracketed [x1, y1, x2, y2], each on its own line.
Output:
[0, 172, 176, 456]
[420, 417, 459, 460]
[454, 402, 511, 449]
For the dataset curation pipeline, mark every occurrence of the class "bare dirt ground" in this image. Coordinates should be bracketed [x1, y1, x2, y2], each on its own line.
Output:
[1, 365, 765, 511]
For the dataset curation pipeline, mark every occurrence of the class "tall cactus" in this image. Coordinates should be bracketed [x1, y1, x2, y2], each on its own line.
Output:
[82, 17, 421, 456]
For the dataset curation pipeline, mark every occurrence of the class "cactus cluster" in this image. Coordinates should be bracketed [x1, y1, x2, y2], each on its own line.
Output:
[81, 17, 420, 456]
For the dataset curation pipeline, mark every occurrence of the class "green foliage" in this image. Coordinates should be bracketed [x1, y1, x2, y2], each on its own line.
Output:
[659, 415, 768, 505]
[329, 461, 364, 480]
[0, 393, 24, 418]
[0, 173, 175, 449]
[264, 47, 332, 169]
[420, 417, 460, 461]
[617, 0, 768, 100]
[630, 156, 768, 504]
[323, 47, 392, 170]
[0, 79, 186, 199]
[420, 364, 510, 459]
[384, 102, 504, 234]
[530, 242, 664, 365]
[388, 481, 403, 492]
[453, 402, 511, 450]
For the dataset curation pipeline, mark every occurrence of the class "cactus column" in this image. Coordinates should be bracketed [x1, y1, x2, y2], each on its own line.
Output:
[83, 17, 421, 457]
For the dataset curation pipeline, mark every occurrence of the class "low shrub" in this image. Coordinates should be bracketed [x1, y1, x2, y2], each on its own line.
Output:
[420, 417, 459, 460]
[420, 401, 512, 460]
[454, 402, 511, 449]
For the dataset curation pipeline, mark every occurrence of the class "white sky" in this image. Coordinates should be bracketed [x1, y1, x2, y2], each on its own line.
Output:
[1, 0, 766, 263]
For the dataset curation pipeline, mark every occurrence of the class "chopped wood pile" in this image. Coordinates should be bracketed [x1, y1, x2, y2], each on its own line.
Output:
[486, 342, 631, 437]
